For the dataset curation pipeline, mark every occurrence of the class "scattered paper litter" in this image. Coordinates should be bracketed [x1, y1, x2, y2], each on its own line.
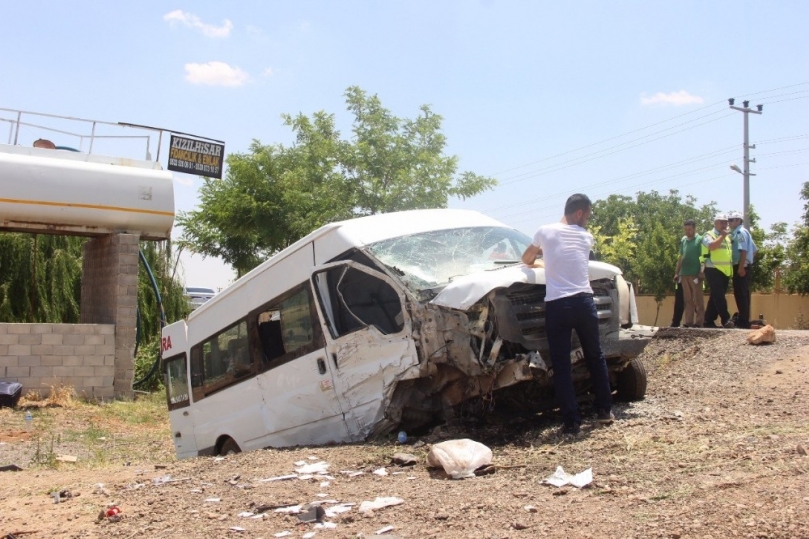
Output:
[259, 474, 298, 482]
[274, 532, 292, 538]
[295, 461, 330, 474]
[237, 511, 254, 518]
[294, 460, 307, 466]
[274, 505, 302, 514]
[325, 503, 354, 517]
[230, 527, 246, 532]
[544, 466, 593, 488]
[340, 470, 364, 477]
[320, 481, 331, 488]
[204, 497, 221, 503]
[391, 471, 405, 475]
[314, 522, 337, 530]
[214, 456, 225, 462]
[373, 467, 389, 476]
[359, 497, 404, 513]
[375, 525, 395, 535]
[298, 474, 314, 480]
[152, 475, 172, 485]
[303, 533, 317, 539]
[308, 456, 319, 460]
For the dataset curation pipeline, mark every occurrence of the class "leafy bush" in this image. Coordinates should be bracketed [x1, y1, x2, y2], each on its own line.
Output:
[134, 339, 163, 392]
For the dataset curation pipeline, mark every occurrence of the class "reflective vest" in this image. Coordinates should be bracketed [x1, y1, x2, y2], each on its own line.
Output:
[701, 230, 732, 277]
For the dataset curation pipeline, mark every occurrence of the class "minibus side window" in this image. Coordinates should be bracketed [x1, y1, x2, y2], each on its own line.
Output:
[255, 285, 323, 371]
[164, 353, 190, 410]
[315, 266, 404, 337]
[189, 319, 252, 399]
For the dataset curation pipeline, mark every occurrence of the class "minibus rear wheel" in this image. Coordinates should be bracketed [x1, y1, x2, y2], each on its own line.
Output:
[219, 438, 241, 456]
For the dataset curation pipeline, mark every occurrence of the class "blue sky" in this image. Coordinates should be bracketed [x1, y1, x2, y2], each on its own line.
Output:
[2, 1, 807, 290]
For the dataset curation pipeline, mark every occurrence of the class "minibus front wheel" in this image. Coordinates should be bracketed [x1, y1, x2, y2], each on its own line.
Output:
[218, 437, 241, 456]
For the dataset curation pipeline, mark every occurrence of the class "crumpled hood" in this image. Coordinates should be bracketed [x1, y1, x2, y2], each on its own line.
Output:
[429, 261, 622, 311]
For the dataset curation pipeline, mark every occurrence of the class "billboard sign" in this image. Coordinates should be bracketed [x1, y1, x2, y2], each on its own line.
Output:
[167, 135, 225, 179]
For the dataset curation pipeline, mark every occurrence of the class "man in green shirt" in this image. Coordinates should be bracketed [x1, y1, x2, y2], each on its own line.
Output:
[674, 219, 704, 327]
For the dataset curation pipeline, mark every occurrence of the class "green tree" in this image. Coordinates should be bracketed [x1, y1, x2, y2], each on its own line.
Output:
[178, 86, 497, 276]
[782, 181, 809, 294]
[0, 234, 84, 323]
[590, 189, 716, 295]
[635, 221, 679, 324]
[0, 232, 187, 347]
[592, 216, 637, 272]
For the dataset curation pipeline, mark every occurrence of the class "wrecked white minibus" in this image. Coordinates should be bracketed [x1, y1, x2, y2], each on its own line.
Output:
[162, 209, 653, 458]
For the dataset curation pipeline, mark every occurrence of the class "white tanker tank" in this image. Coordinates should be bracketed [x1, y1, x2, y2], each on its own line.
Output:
[0, 144, 174, 240]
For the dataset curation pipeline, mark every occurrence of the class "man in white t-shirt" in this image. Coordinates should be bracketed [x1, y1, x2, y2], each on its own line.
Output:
[521, 194, 613, 435]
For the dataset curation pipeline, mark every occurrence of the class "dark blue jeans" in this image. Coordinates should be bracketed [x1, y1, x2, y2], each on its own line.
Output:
[732, 264, 752, 329]
[545, 294, 612, 425]
[704, 267, 730, 326]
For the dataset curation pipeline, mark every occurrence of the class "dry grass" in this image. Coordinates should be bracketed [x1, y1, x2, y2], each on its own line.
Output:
[18, 385, 77, 408]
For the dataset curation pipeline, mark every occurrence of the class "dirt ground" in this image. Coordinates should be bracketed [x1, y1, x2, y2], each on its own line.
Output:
[1, 328, 808, 539]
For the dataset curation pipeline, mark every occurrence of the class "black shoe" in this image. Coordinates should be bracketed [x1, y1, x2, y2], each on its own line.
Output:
[560, 422, 581, 435]
[596, 409, 615, 425]
[722, 320, 736, 329]
[703, 323, 719, 328]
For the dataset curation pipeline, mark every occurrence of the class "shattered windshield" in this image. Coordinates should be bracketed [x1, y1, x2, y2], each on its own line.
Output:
[366, 226, 532, 296]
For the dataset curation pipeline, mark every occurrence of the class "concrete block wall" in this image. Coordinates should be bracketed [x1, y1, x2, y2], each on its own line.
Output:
[81, 233, 140, 399]
[0, 323, 115, 399]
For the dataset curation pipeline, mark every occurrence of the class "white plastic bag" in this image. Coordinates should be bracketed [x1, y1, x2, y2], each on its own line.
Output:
[544, 466, 593, 488]
[426, 439, 492, 479]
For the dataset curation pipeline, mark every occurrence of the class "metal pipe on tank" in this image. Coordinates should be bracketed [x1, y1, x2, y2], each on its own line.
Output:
[88, 121, 97, 154]
[13, 111, 21, 145]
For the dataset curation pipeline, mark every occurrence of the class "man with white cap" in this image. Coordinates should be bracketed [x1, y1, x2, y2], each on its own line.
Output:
[701, 213, 734, 328]
[728, 210, 757, 329]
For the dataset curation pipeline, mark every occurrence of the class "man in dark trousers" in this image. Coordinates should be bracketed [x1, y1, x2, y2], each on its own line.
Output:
[702, 213, 734, 328]
[521, 194, 613, 435]
[670, 281, 684, 327]
[728, 210, 757, 328]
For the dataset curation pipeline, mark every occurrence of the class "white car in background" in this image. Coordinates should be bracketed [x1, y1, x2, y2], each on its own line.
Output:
[184, 287, 216, 310]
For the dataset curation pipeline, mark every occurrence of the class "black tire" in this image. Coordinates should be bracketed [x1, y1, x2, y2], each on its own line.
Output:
[615, 357, 647, 401]
[219, 438, 241, 456]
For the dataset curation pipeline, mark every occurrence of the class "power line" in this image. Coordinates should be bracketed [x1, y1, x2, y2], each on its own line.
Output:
[497, 110, 732, 184]
[764, 95, 809, 105]
[498, 92, 809, 186]
[487, 100, 727, 177]
[490, 150, 807, 221]
[487, 145, 738, 213]
[498, 113, 735, 186]
[486, 136, 807, 216]
[498, 160, 740, 221]
[488, 81, 809, 178]
[501, 160, 809, 229]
